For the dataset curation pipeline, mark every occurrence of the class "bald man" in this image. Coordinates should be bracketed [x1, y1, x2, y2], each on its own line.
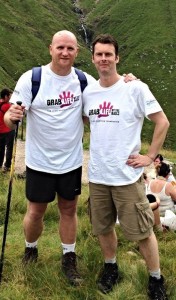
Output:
[5, 30, 96, 286]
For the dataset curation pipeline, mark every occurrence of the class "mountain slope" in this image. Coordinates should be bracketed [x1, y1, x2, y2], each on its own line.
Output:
[0, 0, 92, 88]
[79, 0, 176, 150]
[0, 0, 175, 149]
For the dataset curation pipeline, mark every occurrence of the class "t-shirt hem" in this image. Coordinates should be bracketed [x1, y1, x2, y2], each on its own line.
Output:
[89, 171, 143, 186]
[26, 163, 82, 174]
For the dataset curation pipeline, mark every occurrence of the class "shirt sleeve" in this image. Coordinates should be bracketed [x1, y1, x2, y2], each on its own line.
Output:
[132, 81, 162, 119]
[10, 69, 33, 110]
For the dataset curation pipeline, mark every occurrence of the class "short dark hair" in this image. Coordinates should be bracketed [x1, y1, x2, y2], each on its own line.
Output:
[92, 34, 119, 56]
[0, 88, 11, 99]
[154, 154, 163, 162]
[147, 194, 157, 204]
[156, 162, 170, 177]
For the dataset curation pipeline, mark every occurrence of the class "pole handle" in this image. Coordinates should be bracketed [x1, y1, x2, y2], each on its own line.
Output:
[15, 101, 22, 124]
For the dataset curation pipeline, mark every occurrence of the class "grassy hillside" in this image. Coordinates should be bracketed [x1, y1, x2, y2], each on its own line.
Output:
[0, 0, 175, 150]
[0, 173, 176, 299]
[0, 0, 92, 88]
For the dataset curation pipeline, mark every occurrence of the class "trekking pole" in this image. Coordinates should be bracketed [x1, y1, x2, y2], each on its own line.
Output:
[20, 117, 24, 140]
[0, 101, 22, 283]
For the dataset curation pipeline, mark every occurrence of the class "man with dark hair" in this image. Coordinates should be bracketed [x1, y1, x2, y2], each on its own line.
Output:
[0, 88, 11, 101]
[83, 34, 169, 299]
[0, 88, 14, 172]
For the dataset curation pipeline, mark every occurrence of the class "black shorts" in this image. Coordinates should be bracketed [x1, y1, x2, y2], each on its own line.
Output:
[26, 166, 82, 203]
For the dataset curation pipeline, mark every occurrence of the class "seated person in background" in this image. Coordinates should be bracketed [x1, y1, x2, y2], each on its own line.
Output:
[145, 154, 163, 180]
[147, 153, 175, 182]
[146, 162, 176, 216]
[146, 194, 162, 232]
[143, 173, 162, 231]
[166, 165, 176, 183]
[153, 154, 164, 167]
[154, 154, 175, 182]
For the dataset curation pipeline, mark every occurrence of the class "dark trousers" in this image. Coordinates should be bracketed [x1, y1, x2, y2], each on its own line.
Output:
[0, 130, 15, 168]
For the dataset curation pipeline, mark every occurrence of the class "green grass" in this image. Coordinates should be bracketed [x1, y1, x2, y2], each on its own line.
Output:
[0, 0, 92, 89]
[0, 170, 176, 299]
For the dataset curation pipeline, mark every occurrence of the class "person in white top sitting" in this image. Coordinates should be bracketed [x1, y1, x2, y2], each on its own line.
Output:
[146, 162, 176, 216]
[143, 173, 162, 231]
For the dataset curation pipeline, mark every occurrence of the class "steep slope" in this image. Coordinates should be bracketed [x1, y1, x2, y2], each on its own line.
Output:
[79, 0, 176, 149]
[0, 0, 175, 149]
[0, 0, 92, 88]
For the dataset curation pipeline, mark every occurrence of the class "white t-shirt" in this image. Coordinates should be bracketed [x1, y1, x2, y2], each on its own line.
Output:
[83, 77, 162, 185]
[10, 65, 95, 173]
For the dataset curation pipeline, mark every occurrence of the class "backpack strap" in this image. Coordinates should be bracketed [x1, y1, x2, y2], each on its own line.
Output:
[31, 66, 87, 103]
[31, 66, 42, 103]
[74, 68, 88, 92]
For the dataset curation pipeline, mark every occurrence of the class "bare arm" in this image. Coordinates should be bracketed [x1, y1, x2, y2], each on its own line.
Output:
[149, 195, 160, 210]
[146, 111, 170, 160]
[82, 116, 89, 124]
[168, 184, 176, 202]
[127, 111, 170, 168]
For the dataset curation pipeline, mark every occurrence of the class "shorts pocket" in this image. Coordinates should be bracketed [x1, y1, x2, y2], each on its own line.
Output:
[135, 201, 154, 233]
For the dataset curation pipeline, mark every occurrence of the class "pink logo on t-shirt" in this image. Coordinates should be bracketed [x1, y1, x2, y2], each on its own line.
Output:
[59, 91, 74, 108]
[98, 101, 113, 118]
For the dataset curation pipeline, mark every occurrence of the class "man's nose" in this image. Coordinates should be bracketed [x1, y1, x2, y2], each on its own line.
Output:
[62, 48, 69, 55]
[101, 54, 106, 60]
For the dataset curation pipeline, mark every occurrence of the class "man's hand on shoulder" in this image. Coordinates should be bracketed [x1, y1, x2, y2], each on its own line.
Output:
[123, 73, 139, 83]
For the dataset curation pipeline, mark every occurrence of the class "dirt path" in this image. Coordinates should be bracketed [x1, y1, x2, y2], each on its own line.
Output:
[15, 139, 89, 184]
[16, 139, 170, 183]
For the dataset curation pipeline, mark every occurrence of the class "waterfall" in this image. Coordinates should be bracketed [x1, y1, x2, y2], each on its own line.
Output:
[81, 24, 89, 45]
[72, 0, 92, 47]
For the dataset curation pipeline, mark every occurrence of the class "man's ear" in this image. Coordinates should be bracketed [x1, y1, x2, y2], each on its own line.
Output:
[116, 55, 120, 63]
[75, 46, 79, 57]
[49, 44, 52, 56]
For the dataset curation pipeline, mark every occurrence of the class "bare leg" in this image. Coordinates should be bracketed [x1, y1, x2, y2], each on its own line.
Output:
[59, 196, 82, 285]
[153, 208, 161, 225]
[58, 196, 78, 244]
[98, 229, 117, 259]
[141, 233, 168, 299]
[139, 232, 160, 271]
[97, 229, 119, 294]
[23, 201, 47, 242]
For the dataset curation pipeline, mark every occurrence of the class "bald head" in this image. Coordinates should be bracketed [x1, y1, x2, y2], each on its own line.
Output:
[51, 30, 78, 46]
[49, 30, 79, 75]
